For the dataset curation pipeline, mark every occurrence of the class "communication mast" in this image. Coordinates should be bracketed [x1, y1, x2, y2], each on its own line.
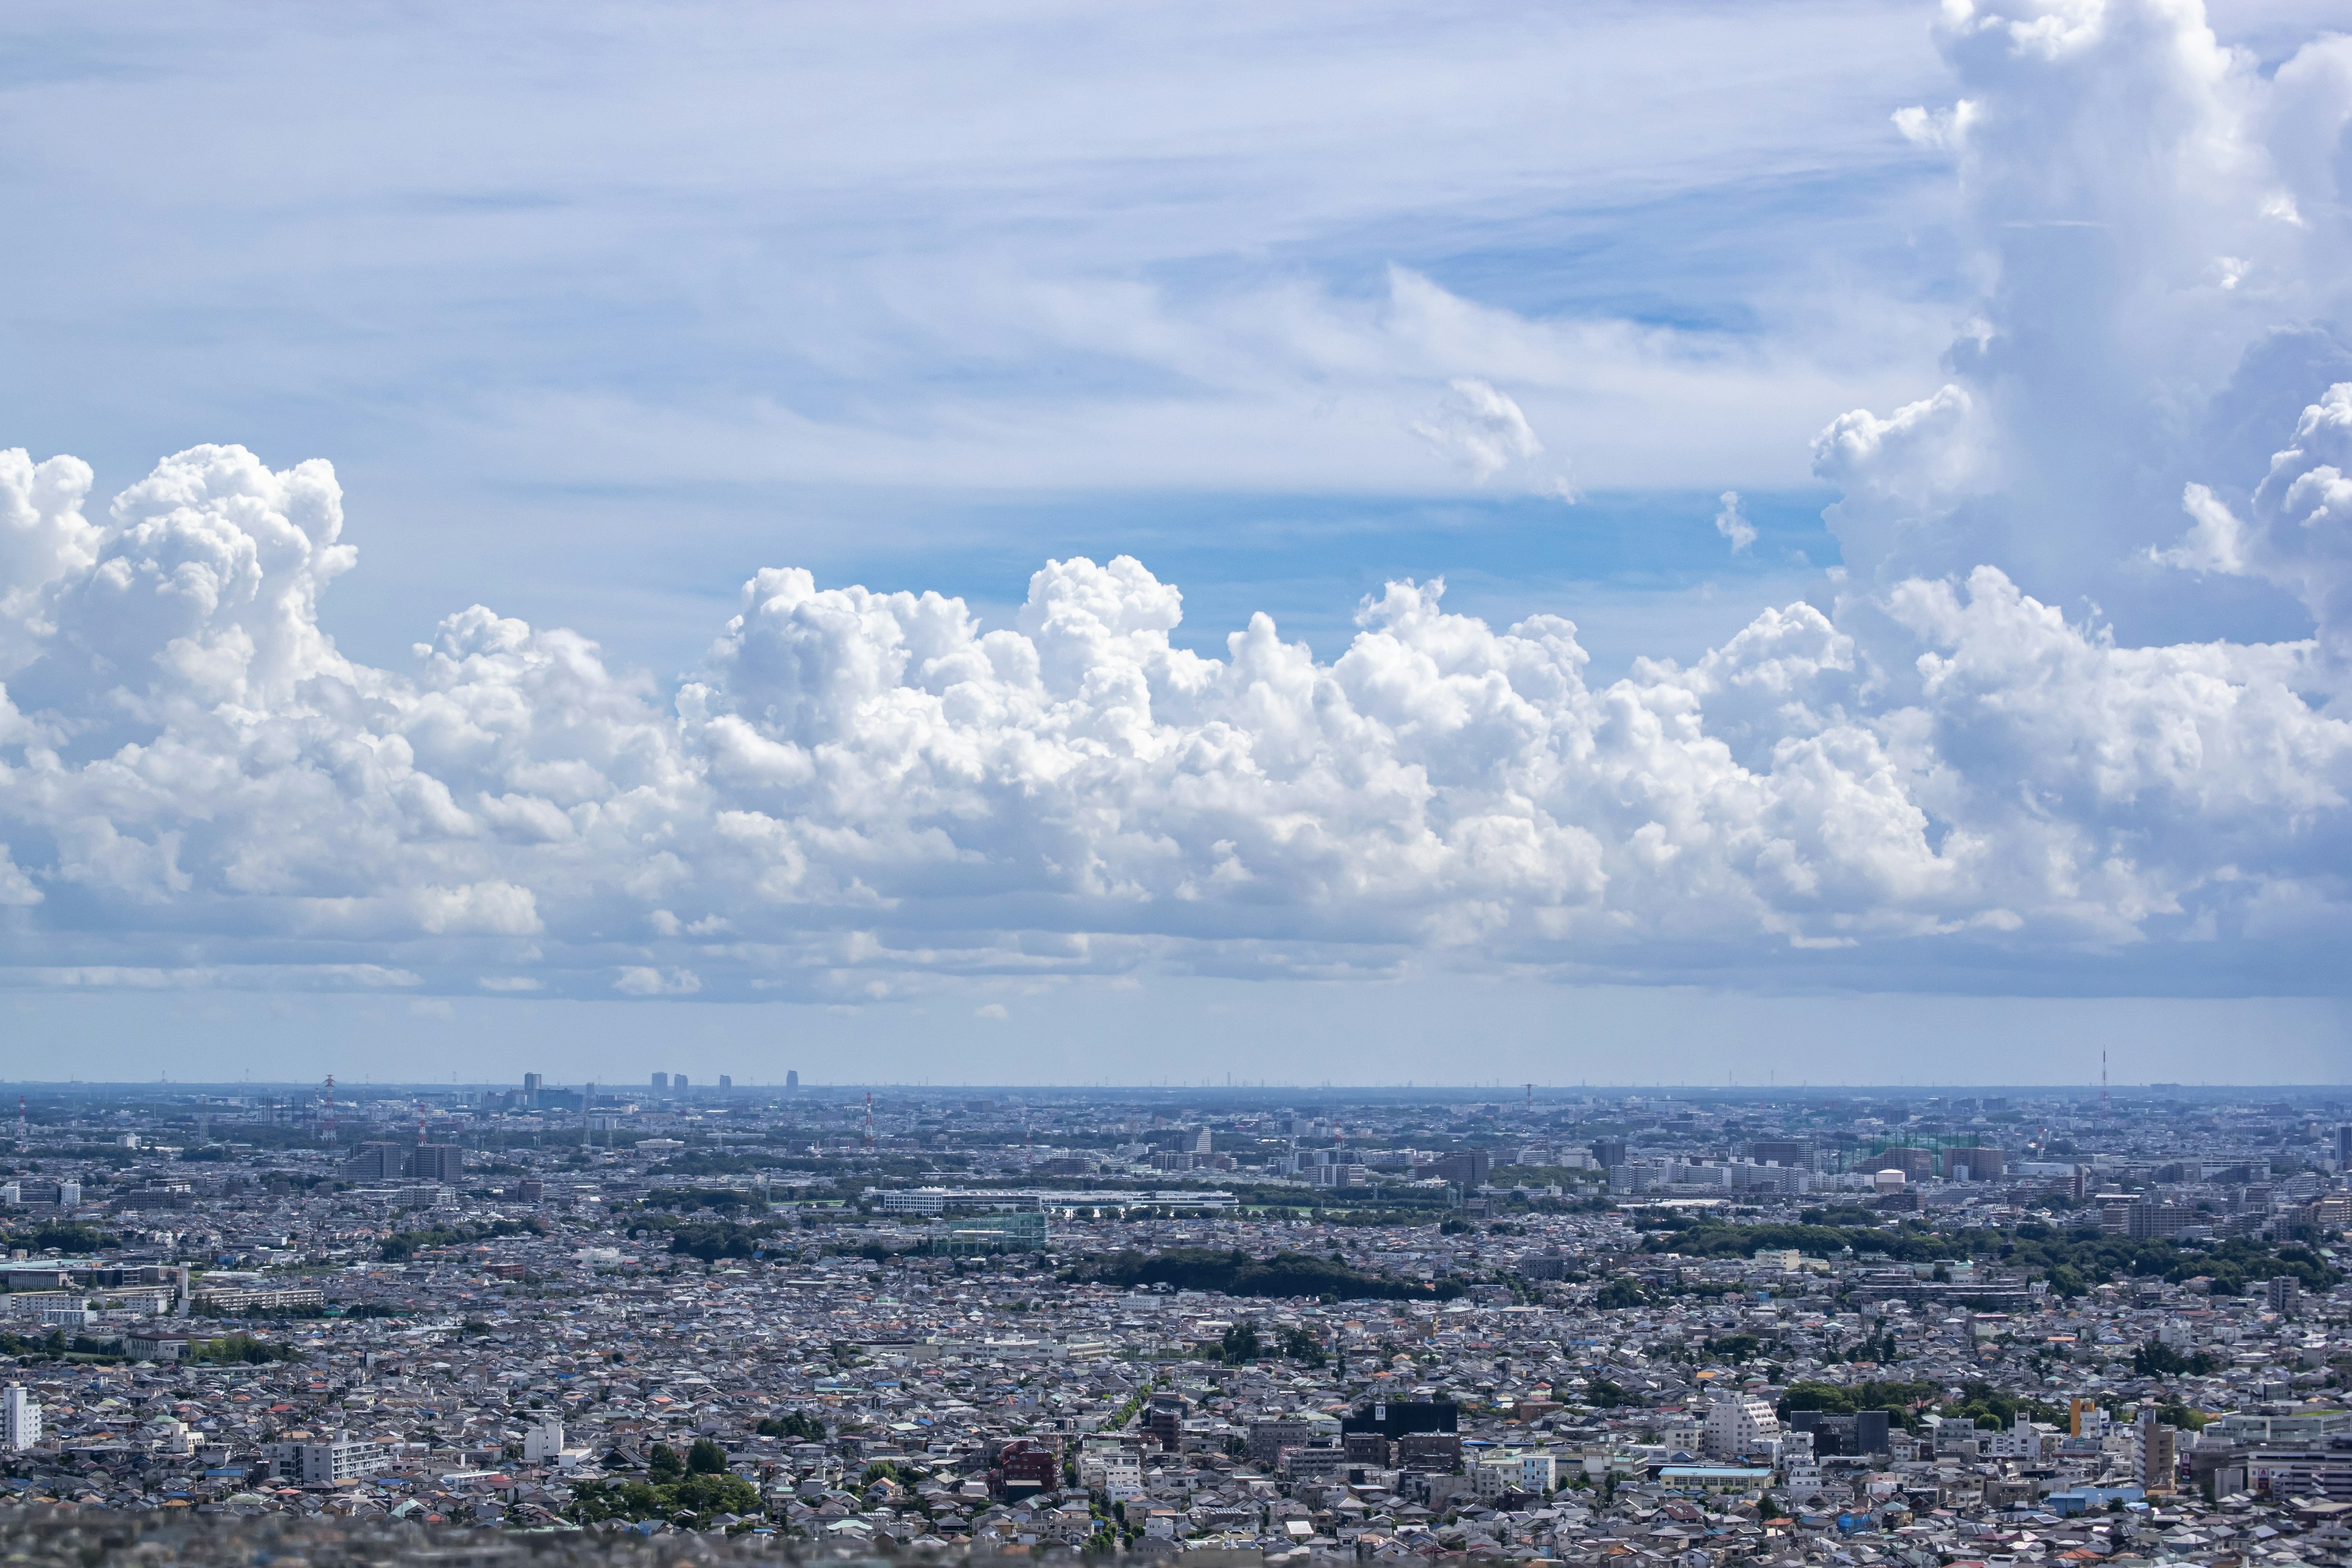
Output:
[2100, 1050, 2110, 1117]
[320, 1074, 337, 1145]
[863, 1091, 876, 1150]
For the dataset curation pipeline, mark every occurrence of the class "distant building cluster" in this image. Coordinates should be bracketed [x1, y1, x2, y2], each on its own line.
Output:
[0, 1078, 2340, 1562]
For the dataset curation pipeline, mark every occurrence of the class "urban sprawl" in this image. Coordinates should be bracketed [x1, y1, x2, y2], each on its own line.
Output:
[0, 1079, 2346, 1568]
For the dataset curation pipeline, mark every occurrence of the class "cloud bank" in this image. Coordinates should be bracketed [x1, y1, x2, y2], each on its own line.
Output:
[1, 425, 2347, 1003]
[6, 0, 2352, 1005]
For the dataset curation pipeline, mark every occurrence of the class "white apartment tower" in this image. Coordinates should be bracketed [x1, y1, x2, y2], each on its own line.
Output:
[523, 1416, 565, 1464]
[1702, 1391, 1781, 1460]
[3, 1384, 41, 1451]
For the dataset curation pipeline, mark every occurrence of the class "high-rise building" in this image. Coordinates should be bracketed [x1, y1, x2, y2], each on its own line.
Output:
[341, 1143, 406, 1182]
[2, 1384, 40, 1451]
[2134, 1409, 2177, 1492]
[522, 1072, 543, 1099]
[1702, 1392, 1781, 1460]
[2337, 1125, 2351, 1168]
[1865, 1147, 1934, 1180]
[1748, 1139, 1814, 1170]
[718, 1074, 732, 1091]
[1427, 1150, 1491, 1188]
[650, 1072, 668, 1089]
[1943, 1146, 2006, 1181]
[2267, 1277, 2301, 1317]
[786, 1069, 799, 1091]
[1591, 1138, 1628, 1169]
[673, 1074, 688, 1090]
[408, 1145, 464, 1183]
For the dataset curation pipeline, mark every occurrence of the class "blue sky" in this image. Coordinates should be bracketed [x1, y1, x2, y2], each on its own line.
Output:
[0, 1, 1956, 671]
[2, 0, 2350, 1082]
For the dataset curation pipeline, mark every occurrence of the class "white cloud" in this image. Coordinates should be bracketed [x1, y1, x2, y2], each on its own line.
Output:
[7, 1, 2352, 1005]
[0, 437, 2346, 1000]
[2153, 383, 2352, 663]
[614, 967, 703, 996]
[1818, 0, 2352, 613]
[1713, 491, 1756, 552]
[1891, 97, 1978, 150]
[1414, 378, 1545, 483]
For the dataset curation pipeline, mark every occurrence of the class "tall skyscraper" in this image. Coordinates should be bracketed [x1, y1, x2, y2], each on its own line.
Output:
[718, 1074, 733, 1091]
[786, 1070, 799, 1092]
[651, 1072, 668, 1089]
[674, 1074, 688, 1090]
[522, 1072, 543, 1101]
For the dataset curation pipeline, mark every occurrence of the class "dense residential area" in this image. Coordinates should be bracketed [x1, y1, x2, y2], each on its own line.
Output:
[0, 1080, 2345, 1566]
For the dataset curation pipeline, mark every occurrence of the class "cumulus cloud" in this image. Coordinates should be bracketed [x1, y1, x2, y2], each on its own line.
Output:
[0, 433, 2348, 1001]
[7, 1, 2352, 1002]
[1821, 0, 2352, 609]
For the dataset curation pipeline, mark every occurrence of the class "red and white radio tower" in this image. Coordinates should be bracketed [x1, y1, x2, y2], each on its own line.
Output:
[320, 1074, 338, 1145]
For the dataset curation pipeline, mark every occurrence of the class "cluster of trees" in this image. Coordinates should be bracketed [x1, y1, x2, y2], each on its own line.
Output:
[645, 1186, 759, 1214]
[667, 1221, 771, 1262]
[1939, 1380, 2064, 1430]
[189, 1333, 300, 1365]
[379, 1218, 543, 1261]
[1997, 1229, 2336, 1298]
[0, 1224, 119, 1253]
[1215, 1321, 1330, 1366]
[1640, 1218, 2339, 1300]
[1065, 1248, 1464, 1302]
[2132, 1339, 2223, 1378]
[0, 1328, 121, 1360]
[1777, 1379, 1940, 1428]
[1641, 1221, 1964, 1263]
[567, 1438, 761, 1528]
[755, 1411, 825, 1441]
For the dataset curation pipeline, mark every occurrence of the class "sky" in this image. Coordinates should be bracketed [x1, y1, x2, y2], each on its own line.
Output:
[2, 0, 2351, 1085]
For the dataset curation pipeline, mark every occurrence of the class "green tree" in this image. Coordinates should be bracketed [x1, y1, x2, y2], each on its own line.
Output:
[649, 1442, 685, 1480]
[2133, 1340, 2220, 1378]
[1221, 1320, 1263, 1363]
[687, 1436, 728, 1475]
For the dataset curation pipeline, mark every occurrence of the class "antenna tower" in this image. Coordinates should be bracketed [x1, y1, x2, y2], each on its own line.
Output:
[15, 1095, 23, 1147]
[863, 1091, 875, 1149]
[2101, 1050, 2110, 1117]
[321, 1074, 337, 1145]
